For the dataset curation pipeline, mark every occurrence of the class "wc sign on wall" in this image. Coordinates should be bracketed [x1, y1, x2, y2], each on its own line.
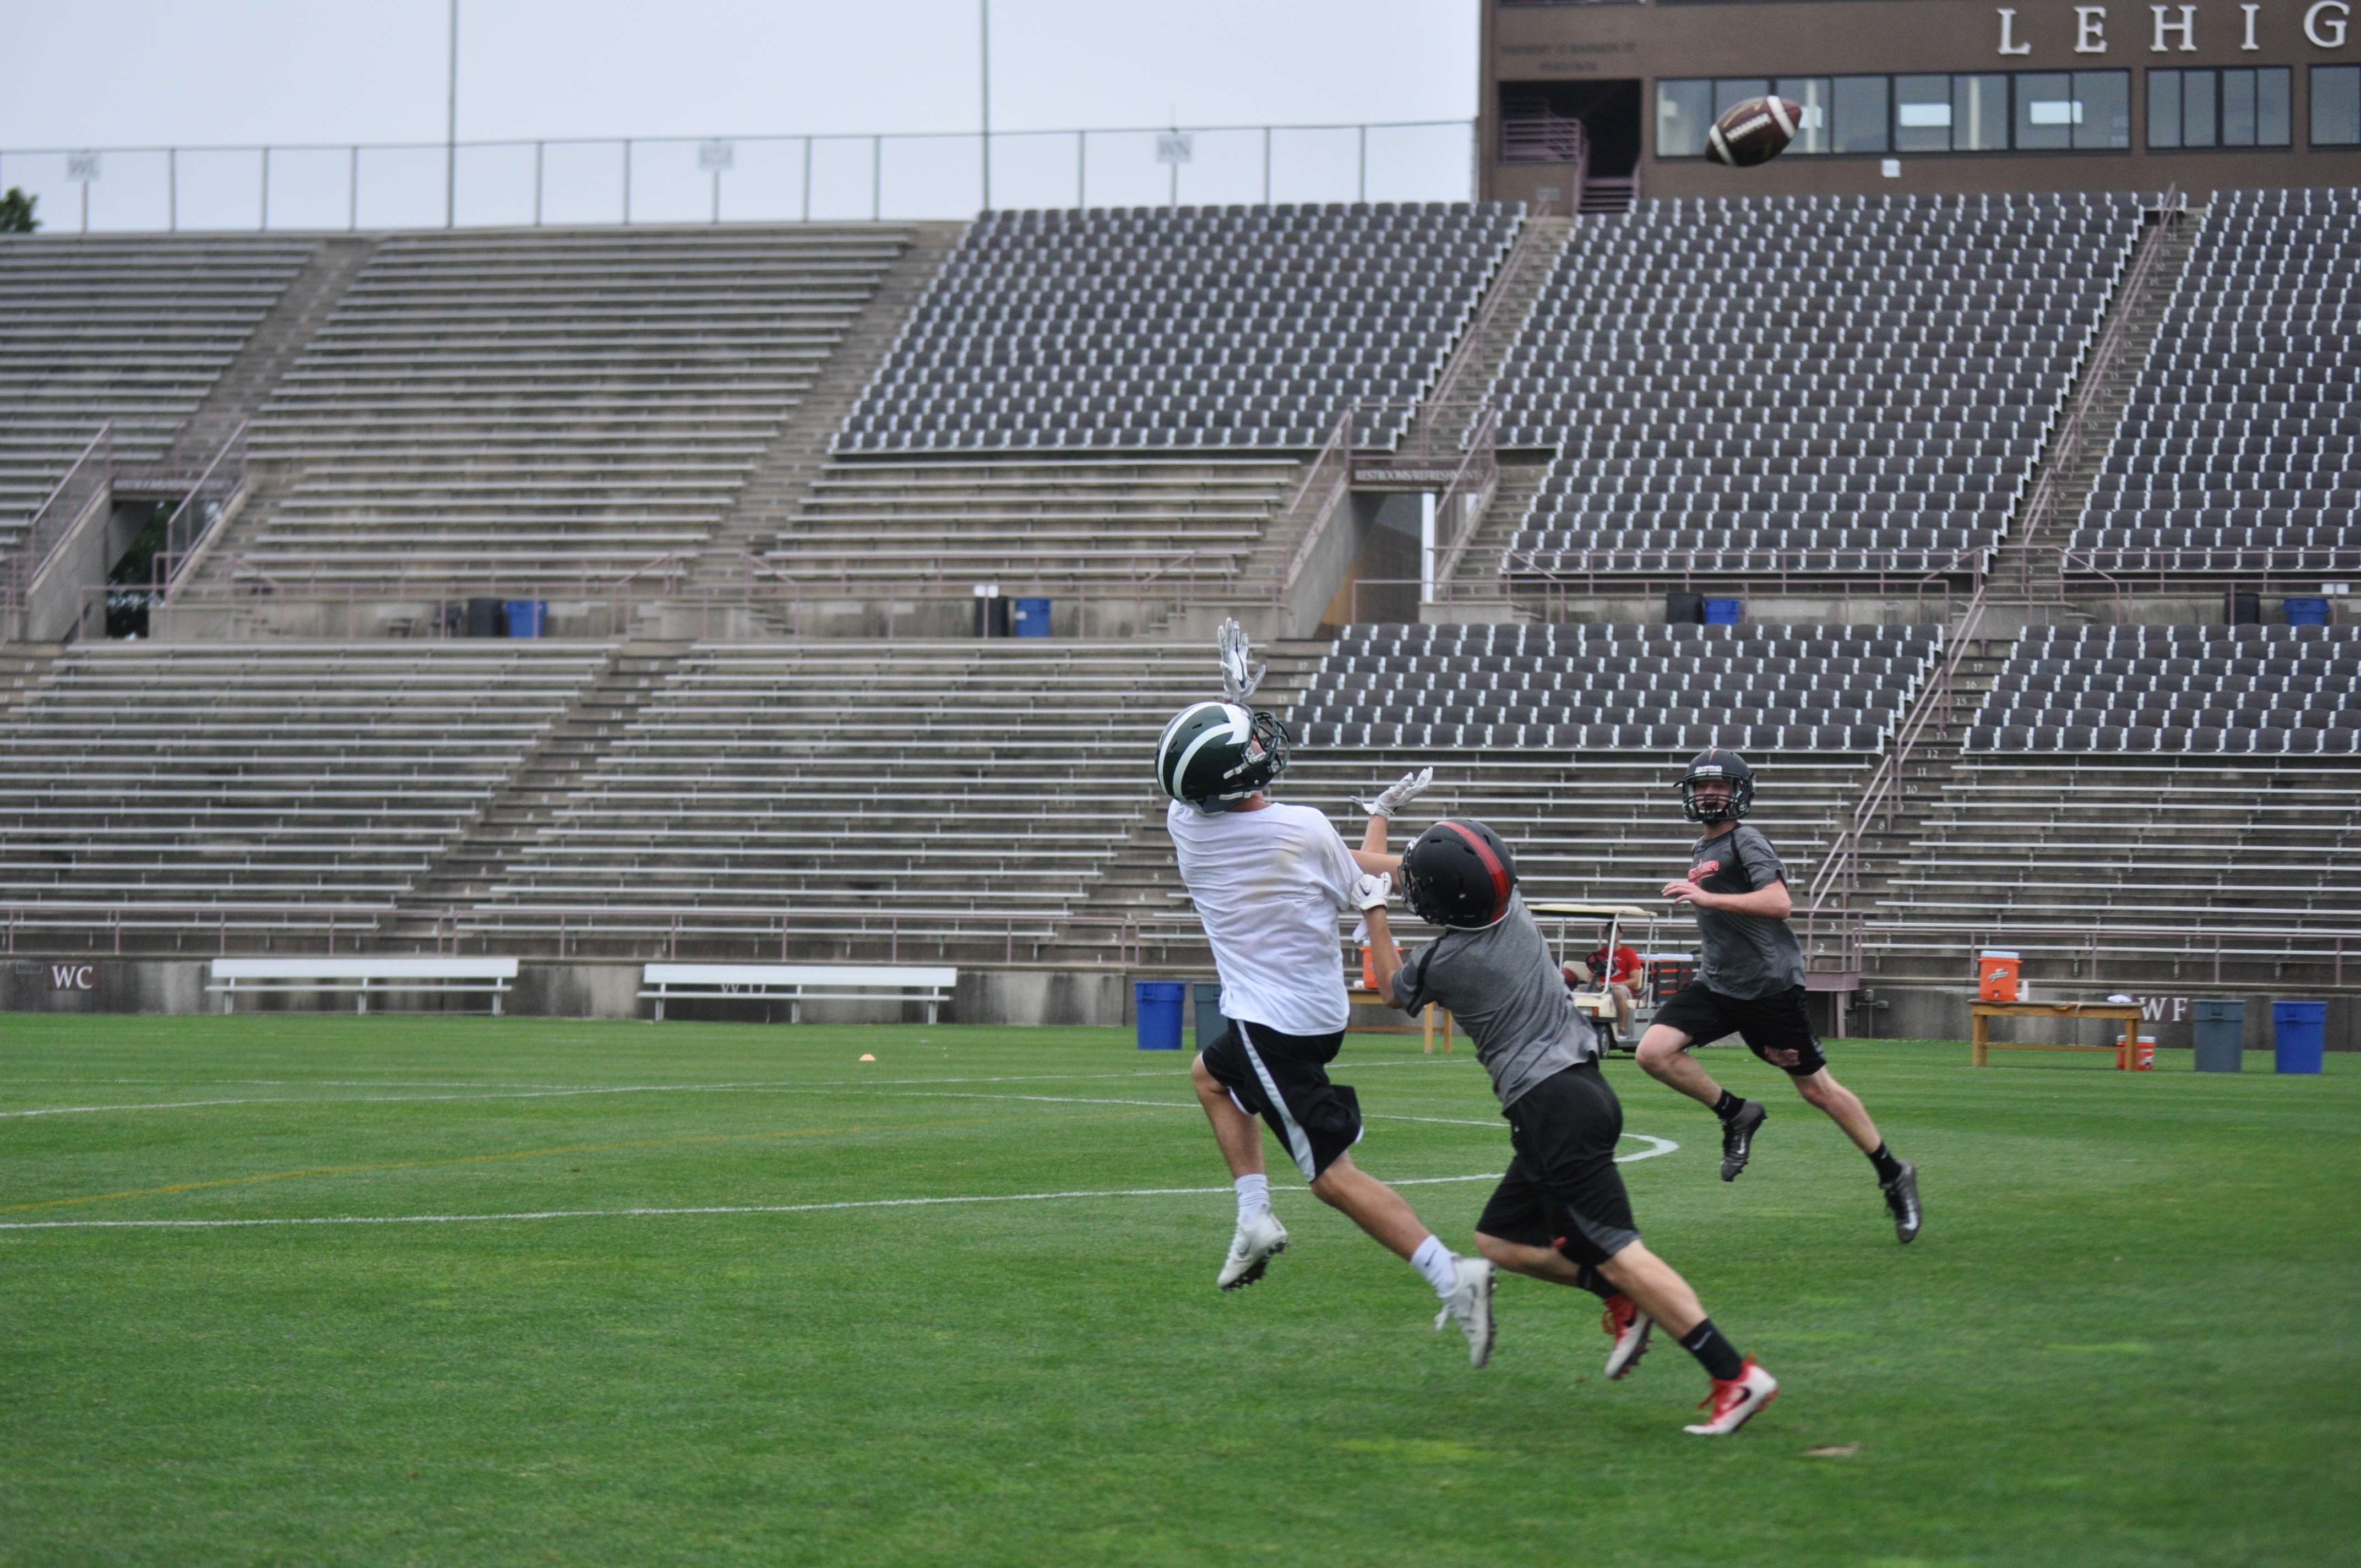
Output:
[48, 963, 97, 992]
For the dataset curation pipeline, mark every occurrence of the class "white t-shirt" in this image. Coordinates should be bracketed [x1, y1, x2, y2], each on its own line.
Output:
[1166, 798, 1361, 1036]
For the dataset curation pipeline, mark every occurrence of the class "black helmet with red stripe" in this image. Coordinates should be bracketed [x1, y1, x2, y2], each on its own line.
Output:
[1400, 818, 1519, 930]
[1678, 748, 1756, 824]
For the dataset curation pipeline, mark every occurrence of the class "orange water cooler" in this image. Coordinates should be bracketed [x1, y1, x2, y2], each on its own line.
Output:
[1978, 950, 2022, 1002]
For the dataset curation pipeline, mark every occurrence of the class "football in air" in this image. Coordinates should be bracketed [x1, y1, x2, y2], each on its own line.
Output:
[1708, 96, 1804, 168]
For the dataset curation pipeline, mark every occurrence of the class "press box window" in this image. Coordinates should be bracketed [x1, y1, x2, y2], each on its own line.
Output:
[1657, 72, 2124, 157]
[1656, 78, 1832, 156]
[2314, 66, 2361, 145]
[2016, 72, 2131, 150]
[2150, 68, 2292, 148]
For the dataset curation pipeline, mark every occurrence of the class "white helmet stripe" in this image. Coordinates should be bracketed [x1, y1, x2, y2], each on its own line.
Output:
[1171, 705, 1250, 796]
[1157, 701, 1230, 794]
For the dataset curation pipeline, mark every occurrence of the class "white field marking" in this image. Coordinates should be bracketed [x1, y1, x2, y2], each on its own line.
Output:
[0, 1146, 1681, 1235]
[0, 1173, 1508, 1233]
[0, 1070, 1211, 1121]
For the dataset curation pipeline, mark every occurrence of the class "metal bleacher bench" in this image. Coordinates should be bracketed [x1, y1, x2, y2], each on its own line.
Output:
[208, 957, 519, 1014]
[639, 963, 959, 1023]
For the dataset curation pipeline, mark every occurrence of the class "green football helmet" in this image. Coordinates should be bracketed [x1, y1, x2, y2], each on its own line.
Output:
[1156, 700, 1291, 814]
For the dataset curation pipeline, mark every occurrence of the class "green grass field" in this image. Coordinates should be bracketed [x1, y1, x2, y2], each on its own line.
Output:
[1, 1015, 2355, 1567]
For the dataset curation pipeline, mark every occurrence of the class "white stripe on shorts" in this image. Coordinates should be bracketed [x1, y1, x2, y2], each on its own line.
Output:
[1238, 1035, 1320, 1182]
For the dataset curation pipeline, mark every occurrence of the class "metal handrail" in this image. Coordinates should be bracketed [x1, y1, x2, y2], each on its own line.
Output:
[1428, 210, 1557, 415]
[1429, 404, 1503, 588]
[6, 424, 114, 608]
[153, 421, 249, 600]
[6, 898, 2351, 990]
[1996, 184, 2184, 601]
[1801, 587, 1985, 975]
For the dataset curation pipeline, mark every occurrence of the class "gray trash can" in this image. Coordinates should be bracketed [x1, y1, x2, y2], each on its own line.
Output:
[1193, 981, 1225, 1051]
[2193, 998, 2244, 1073]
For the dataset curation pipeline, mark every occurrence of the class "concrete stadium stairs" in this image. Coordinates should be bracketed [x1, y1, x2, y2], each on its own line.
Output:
[195, 225, 920, 614]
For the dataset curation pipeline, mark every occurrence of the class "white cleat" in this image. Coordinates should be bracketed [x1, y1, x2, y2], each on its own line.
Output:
[1602, 1294, 1655, 1381]
[1433, 1256, 1497, 1368]
[1683, 1359, 1780, 1436]
[1217, 1209, 1289, 1291]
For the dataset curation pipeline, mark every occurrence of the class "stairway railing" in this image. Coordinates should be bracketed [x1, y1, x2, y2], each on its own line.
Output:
[1995, 185, 2185, 602]
[1802, 585, 1989, 978]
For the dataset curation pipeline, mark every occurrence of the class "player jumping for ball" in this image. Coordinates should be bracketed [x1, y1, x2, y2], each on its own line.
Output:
[1155, 621, 1497, 1365]
[1362, 810, 1780, 1435]
[1636, 749, 1922, 1243]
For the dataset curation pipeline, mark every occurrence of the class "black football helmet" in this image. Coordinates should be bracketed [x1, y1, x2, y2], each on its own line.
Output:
[1678, 748, 1756, 824]
[1156, 700, 1291, 814]
[1400, 818, 1519, 930]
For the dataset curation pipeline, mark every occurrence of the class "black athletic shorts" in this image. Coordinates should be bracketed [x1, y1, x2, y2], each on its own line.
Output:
[1653, 982, 1828, 1076]
[1199, 1017, 1363, 1182]
[1475, 1063, 1642, 1267]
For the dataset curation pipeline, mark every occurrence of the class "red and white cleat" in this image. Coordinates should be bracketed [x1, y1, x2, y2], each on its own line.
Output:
[1601, 1294, 1655, 1381]
[1683, 1358, 1780, 1436]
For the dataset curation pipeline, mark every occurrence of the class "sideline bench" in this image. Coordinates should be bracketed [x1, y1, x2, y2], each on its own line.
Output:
[639, 963, 958, 1023]
[1970, 1000, 2140, 1069]
[209, 957, 519, 1015]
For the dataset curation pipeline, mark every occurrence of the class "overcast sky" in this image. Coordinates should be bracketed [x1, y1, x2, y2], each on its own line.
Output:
[2, 0, 1479, 148]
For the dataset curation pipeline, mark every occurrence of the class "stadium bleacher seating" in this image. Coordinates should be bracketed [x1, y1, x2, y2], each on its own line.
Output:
[0, 236, 315, 555]
[1963, 624, 2360, 753]
[1287, 622, 1941, 752]
[835, 203, 1518, 454]
[766, 455, 1296, 613]
[0, 644, 608, 933]
[445, 642, 1238, 955]
[2070, 187, 2361, 576]
[1489, 193, 2143, 578]
[216, 228, 911, 592]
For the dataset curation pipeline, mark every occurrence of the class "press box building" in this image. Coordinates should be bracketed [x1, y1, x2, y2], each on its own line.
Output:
[1479, 0, 2361, 207]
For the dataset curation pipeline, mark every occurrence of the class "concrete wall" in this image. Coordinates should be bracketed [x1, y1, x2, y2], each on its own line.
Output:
[0, 959, 1133, 1027]
[13, 484, 115, 644]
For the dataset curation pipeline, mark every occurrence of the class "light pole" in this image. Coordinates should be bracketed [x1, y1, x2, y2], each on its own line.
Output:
[979, 0, 992, 210]
[444, 0, 459, 227]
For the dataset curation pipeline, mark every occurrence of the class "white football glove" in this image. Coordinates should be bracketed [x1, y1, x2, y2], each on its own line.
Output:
[1217, 618, 1265, 704]
[1350, 872, 1393, 912]
[1351, 766, 1434, 819]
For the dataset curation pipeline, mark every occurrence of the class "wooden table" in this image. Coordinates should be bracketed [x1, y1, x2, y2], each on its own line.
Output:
[1970, 1001, 2140, 1069]
[1346, 988, 1452, 1053]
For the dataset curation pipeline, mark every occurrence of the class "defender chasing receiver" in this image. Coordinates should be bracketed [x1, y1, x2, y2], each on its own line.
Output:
[1363, 810, 1780, 1435]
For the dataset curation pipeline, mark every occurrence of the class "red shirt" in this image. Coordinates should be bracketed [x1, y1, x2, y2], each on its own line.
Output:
[1588, 944, 1642, 985]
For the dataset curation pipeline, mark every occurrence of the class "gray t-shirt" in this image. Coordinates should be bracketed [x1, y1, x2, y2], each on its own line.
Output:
[1393, 892, 1597, 1109]
[1686, 823, 1807, 999]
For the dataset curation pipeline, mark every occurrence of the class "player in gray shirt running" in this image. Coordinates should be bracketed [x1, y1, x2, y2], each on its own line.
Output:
[1637, 748, 1922, 1243]
[1359, 811, 1780, 1436]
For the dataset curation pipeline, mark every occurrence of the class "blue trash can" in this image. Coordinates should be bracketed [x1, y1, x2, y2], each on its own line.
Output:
[2272, 1000, 2326, 1075]
[503, 599, 546, 638]
[1135, 981, 1185, 1050]
[2283, 597, 2330, 626]
[1193, 981, 1225, 1050]
[1011, 597, 1053, 638]
[1702, 598, 1743, 625]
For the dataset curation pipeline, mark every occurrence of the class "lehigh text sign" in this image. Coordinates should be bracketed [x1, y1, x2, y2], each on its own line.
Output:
[1996, 2, 2352, 52]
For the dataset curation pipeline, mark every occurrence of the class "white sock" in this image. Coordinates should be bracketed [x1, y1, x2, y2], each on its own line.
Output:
[1410, 1234, 1461, 1297]
[1234, 1174, 1270, 1224]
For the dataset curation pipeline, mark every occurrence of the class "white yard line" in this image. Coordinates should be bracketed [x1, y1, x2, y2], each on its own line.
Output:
[0, 1173, 1510, 1232]
[0, 1071, 1211, 1120]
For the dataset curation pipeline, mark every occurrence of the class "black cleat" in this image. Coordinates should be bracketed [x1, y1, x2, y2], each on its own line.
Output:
[1718, 1099, 1767, 1182]
[1880, 1161, 1922, 1244]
